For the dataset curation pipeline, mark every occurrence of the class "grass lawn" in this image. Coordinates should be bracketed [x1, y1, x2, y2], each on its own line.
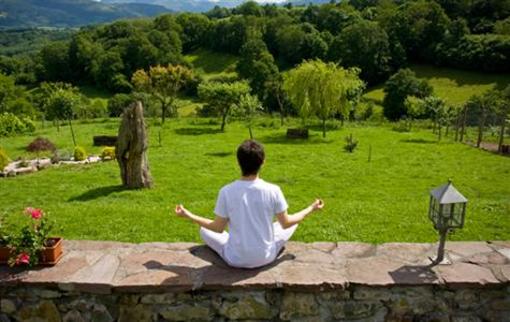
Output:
[184, 49, 238, 81]
[364, 64, 510, 106]
[0, 118, 508, 243]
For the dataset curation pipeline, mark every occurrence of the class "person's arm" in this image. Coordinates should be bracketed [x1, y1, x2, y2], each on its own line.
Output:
[276, 199, 324, 229]
[174, 204, 228, 233]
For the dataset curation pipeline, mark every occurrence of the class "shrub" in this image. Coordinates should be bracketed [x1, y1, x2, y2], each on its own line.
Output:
[101, 146, 116, 161]
[392, 119, 412, 133]
[0, 148, 10, 171]
[51, 149, 71, 164]
[22, 117, 36, 133]
[383, 69, 433, 121]
[344, 133, 358, 153]
[26, 137, 56, 153]
[0, 113, 25, 137]
[73, 146, 87, 161]
[107, 94, 133, 117]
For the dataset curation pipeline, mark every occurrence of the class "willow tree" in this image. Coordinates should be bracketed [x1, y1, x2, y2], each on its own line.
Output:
[131, 65, 193, 124]
[283, 60, 364, 137]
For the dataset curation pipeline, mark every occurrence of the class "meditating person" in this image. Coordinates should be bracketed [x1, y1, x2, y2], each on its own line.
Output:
[174, 139, 324, 268]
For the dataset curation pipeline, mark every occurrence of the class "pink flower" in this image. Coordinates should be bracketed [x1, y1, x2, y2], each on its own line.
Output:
[15, 252, 30, 265]
[24, 207, 43, 220]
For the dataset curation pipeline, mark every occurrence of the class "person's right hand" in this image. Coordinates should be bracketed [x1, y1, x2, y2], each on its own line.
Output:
[311, 199, 324, 211]
[175, 204, 190, 218]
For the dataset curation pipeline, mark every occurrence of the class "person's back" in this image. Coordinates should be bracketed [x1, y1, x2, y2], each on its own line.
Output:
[216, 178, 286, 268]
[174, 139, 323, 269]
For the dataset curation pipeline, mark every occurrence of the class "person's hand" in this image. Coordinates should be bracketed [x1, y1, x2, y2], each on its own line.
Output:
[311, 199, 324, 211]
[175, 204, 190, 218]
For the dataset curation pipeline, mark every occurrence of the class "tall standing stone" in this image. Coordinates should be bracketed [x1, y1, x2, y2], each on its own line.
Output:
[116, 101, 153, 189]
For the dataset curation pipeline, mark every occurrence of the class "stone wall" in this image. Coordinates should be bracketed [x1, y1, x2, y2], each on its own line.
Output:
[1, 240, 509, 321]
[1, 285, 509, 321]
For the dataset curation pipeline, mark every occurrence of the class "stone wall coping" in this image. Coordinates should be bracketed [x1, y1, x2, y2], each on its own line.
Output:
[1, 240, 509, 294]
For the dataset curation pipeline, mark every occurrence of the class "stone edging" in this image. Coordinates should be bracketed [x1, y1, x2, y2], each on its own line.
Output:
[1, 240, 508, 294]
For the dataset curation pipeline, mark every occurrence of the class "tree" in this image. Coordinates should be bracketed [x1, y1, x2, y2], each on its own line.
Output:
[382, 69, 433, 121]
[175, 13, 211, 52]
[329, 20, 393, 84]
[234, 94, 263, 139]
[131, 65, 193, 124]
[107, 94, 135, 117]
[198, 81, 251, 131]
[236, 38, 279, 100]
[35, 41, 72, 82]
[0, 73, 17, 114]
[45, 86, 81, 146]
[283, 60, 364, 138]
[387, 0, 450, 59]
[465, 91, 499, 148]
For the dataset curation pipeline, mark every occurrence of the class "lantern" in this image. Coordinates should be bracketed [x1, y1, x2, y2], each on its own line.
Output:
[429, 180, 468, 265]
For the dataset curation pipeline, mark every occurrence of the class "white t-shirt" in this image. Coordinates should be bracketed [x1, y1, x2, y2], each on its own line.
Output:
[214, 178, 288, 268]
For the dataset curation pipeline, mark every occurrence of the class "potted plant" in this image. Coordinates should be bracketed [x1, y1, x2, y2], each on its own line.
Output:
[6, 207, 63, 267]
[0, 217, 12, 263]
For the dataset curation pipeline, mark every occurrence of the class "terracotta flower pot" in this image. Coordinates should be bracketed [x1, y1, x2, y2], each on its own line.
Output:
[39, 237, 63, 265]
[0, 246, 11, 264]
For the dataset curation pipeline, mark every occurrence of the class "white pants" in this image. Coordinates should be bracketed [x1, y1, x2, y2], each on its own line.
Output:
[199, 222, 298, 265]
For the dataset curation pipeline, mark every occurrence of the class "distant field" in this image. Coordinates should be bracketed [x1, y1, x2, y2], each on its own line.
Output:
[365, 64, 510, 106]
[1, 118, 508, 243]
[184, 49, 238, 80]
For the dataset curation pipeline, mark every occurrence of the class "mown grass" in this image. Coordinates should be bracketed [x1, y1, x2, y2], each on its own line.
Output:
[1, 118, 508, 244]
[365, 64, 510, 106]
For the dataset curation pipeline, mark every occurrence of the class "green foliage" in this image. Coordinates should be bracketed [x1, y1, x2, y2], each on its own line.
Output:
[233, 93, 263, 139]
[0, 113, 35, 137]
[73, 146, 87, 161]
[329, 20, 395, 84]
[343, 133, 358, 153]
[434, 34, 510, 73]
[0, 148, 10, 171]
[388, 0, 450, 58]
[6, 208, 54, 268]
[108, 94, 135, 117]
[26, 137, 56, 153]
[35, 41, 72, 82]
[101, 146, 116, 161]
[176, 13, 211, 52]
[0, 72, 35, 118]
[276, 24, 328, 65]
[236, 38, 279, 100]
[383, 68, 433, 121]
[132, 64, 194, 123]
[494, 17, 510, 35]
[45, 85, 81, 122]
[197, 81, 251, 131]
[283, 59, 364, 137]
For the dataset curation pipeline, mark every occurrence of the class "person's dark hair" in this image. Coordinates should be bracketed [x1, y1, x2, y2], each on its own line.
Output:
[237, 140, 265, 176]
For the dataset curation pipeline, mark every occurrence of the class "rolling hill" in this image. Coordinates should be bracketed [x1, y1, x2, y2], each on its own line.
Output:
[0, 0, 171, 28]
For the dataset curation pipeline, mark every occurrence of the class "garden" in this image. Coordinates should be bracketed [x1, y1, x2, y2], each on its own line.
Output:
[0, 117, 509, 246]
[0, 0, 509, 267]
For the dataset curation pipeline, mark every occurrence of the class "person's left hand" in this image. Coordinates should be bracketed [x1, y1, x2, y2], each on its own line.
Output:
[175, 204, 190, 218]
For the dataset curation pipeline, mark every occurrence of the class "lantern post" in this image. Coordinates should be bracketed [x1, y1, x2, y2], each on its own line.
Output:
[428, 180, 468, 265]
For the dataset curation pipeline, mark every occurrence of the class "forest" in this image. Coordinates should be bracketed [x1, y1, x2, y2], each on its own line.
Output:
[0, 0, 509, 141]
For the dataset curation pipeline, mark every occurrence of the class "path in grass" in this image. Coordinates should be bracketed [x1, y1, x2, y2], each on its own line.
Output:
[1, 118, 508, 243]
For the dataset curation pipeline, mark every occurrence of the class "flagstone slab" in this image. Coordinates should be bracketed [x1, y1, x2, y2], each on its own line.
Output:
[445, 242, 494, 257]
[432, 262, 500, 287]
[0, 240, 507, 293]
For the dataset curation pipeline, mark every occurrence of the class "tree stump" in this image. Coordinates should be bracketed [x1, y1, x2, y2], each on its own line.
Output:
[116, 101, 153, 189]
